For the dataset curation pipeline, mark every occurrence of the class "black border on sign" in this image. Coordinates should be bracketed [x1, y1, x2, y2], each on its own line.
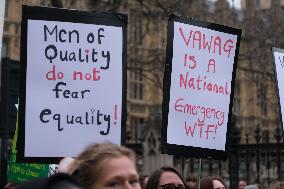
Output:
[17, 5, 128, 164]
[161, 14, 242, 160]
[272, 47, 284, 139]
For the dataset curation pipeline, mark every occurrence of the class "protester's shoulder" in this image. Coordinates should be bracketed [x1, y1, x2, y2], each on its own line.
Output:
[14, 173, 80, 189]
[244, 184, 259, 189]
[14, 177, 49, 189]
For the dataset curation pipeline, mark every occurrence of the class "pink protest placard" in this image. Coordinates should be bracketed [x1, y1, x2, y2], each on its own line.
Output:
[162, 14, 242, 160]
[272, 48, 284, 135]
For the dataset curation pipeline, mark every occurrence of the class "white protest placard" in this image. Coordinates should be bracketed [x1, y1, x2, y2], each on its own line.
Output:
[272, 48, 284, 133]
[18, 6, 127, 163]
[162, 14, 241, 160]
[0, 0, 5, 58]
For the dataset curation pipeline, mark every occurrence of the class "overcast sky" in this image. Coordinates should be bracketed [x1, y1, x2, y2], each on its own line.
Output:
[228, 0, 241, 9]
[210, 0, 241, 9]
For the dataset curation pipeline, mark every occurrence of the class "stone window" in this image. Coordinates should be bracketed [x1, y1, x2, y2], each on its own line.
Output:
[129, 63, 144, 100]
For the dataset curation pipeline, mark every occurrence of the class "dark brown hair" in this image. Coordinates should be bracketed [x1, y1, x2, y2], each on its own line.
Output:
[145, 166, 186, 189]
[186, 176, 197, 183]
[200, 176, 227, 189]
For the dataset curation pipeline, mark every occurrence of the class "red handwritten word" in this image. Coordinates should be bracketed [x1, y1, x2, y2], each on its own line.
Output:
[45, 65, 101, 81]
[174, 98, 224, 126]
[46, 65, 64, 80]
[184, 121, 219, 139]
[183, 54, 216, 73]
[184, 54, 197, 69]
[179, 73, 229, 96]
[73, 68, 101, 81]
[179, 27, 235, 58]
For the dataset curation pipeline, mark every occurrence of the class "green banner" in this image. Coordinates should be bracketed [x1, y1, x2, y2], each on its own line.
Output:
[7, 112, 49, 183]
[7, 153, 49, 183]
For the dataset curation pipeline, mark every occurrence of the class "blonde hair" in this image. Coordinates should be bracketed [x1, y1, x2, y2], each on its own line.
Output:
[67, 142, 136, 189]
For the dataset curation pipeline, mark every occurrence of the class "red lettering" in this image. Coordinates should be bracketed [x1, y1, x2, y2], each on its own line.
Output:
[184, 121, 196, 137]
[184, 54, 196, 69]
[58, 72, 64, 79]
[213, 36, 222, 55]
[179, 72, 195, 89]
[180, 72, 188, 89]
[202, 34, 213, 53]
[179, 27, 236, 58]
[179, 74, 229, 96]
[46, 65, 64, 80]
[219, 86, 224, 94]
[174, 98, 184, 112]
[188, 55, 197, 69]
[198, 122, 204, 138]
[92, 68, 100, 81]
[179, 27, 193, 46]
[223, 39, 234, 58]
[85, 73, 92, 80]
[72, 68, 101, 81]
[73, 71, 83, 80]
[225, 82, 229, 95]
[207, 59, 216, 73]
[188, 78, 195, 89]
[184, 123, 220, 139]
[193, 31, 201, 50]
[205, 124, 215, 139]
[215, 125, 218, 135]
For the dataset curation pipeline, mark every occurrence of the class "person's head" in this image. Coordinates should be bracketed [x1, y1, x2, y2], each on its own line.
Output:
[238, 180, 247, 189]
[186, 176, 197, 189]
[67, 142, 141, 189]
[145, 166, 187, 189]
[268, 182, 284, 189]
[200, 176, 227, 189]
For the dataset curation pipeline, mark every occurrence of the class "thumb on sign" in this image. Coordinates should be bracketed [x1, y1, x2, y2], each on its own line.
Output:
[58, 157, 74, 173]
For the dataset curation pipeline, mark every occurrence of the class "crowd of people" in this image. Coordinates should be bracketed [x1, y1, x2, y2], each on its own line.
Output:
[5, 142, 284, 189]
